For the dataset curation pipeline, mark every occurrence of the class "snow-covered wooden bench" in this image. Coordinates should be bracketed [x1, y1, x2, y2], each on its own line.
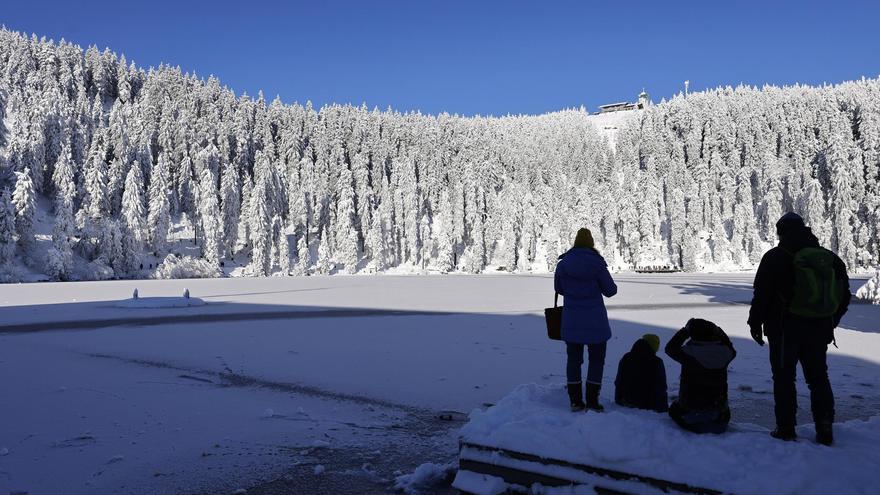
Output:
[457, 440, 720, 494]
[453, 384, 879, 495]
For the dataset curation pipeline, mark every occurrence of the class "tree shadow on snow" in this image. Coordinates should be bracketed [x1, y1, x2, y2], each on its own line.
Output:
[670, 277, 878, 334]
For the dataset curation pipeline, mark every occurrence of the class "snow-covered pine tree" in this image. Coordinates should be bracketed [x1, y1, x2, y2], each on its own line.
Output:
[316, 232, 332, 275]
[147, 152, 171, 255]
[418, 213, 432, 270]
[121, 161, 146, 245]
[334, 165, 359, 274]
[295, 233, 310, 276]
[106, 220, 126, 276]
[12, 168, 36, 258]
[219, 158, 240, 258]
[0, 189, 17, 268]
[464, 187, 487, 274]
[249, 165, 272, 276]
[117, 54, 132, 103]
[498, 188, 519, 272]
[275, 216, 291, 275]
[827, 127, 858, 268]
[82, 129, 110, 220]
[435, 190, 455, 273]
[366, 202, 387, 271]
[238, 171, 254, 251]
[732, 167, 760, 264]
[198, 165, 223, 266]
[797, 171, 830, 245]
[47, 148, 77, 281]
[177, 154, 195, 219]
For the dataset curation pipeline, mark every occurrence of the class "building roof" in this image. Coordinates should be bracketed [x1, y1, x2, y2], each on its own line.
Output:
[598, 102, 632, 109]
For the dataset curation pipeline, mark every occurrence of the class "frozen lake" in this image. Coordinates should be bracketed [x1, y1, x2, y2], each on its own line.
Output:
[0, 274, 877, 494]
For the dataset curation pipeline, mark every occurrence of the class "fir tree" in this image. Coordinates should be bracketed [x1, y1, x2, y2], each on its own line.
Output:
[0, 189, 17, 267]
[316, 231, 332, 275]
[147, 152, 171, 255]
[275, 217, 291, 275]
[47, 149, 77, 280]
[249, 171, 272, 276]
[295, 233, 311, 276]
[220, 159, 240, 257]
[12, 168, 36, 257]
[121, 161, 146, 245]
[198, 166, 223, 266]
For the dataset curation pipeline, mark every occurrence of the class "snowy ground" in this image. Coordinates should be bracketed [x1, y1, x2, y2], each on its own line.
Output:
[0, 273, 877, 494]
[457, 384, 880, 494]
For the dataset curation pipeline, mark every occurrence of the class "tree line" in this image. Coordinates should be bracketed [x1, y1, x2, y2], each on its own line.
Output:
[0, 29, 877, 281]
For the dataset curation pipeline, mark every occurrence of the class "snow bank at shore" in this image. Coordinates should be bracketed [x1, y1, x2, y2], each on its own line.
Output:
[457, 383, 880, 495]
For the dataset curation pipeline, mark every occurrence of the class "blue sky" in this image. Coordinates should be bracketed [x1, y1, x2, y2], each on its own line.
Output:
[3, 1, 879, 116]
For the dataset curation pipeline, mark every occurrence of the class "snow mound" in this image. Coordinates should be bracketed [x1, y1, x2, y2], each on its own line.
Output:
[393, 461, 456, 494]
[856, 268, 880, 305]
[153, 254, 221, 279]
[458, 383, 880, 495]
[114, 296, 206, 309]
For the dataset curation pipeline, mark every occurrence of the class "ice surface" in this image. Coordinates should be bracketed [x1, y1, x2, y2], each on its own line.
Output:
[114, 296, 206, 308]
[0, 274, 876, 494]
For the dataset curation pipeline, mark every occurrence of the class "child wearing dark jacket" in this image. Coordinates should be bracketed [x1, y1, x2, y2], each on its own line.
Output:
[614, 334, 668, 412]
[666, 318, 736, 434]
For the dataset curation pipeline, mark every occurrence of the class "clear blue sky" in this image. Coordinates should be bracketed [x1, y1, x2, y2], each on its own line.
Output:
[3, 0, 879, 116]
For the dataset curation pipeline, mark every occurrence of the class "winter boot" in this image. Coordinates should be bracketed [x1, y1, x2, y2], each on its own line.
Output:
[816, 421, 833, 446]
[584, 383, 604, 412]
[567, 383, 586, 412]
[770, 426, 797, 441]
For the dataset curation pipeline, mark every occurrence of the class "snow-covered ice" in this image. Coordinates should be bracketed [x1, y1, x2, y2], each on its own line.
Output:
[0, 273, 877, 494]
[114, 296, 206, 308]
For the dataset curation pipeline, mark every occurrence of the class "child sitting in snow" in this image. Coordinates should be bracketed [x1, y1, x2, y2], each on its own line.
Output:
[665, 318, 736, 434]
[614, 334, 668, 412]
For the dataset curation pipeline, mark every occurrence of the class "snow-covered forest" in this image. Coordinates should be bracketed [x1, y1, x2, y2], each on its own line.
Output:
[0, 28, 877, 281]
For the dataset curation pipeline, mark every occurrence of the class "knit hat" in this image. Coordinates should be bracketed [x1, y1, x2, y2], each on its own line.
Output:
[573, 228, 595, 249]
[641, 334, 660, 354]
[776, 212, 805, 237]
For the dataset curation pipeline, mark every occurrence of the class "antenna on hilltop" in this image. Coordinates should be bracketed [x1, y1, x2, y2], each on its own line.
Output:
[684, 80, 690, 97]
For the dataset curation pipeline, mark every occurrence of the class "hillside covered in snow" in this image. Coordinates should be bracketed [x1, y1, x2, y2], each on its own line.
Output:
[0, 28, 878, 281]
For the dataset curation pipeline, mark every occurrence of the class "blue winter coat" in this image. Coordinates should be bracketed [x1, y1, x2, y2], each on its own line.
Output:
[554, 248, 618, 344]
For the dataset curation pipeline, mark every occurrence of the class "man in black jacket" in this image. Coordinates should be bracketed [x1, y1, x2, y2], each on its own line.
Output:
[748, 212, 851, 445]
[666, 319, 736, 434]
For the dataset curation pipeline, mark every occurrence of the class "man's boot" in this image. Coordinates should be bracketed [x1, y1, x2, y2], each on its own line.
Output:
[584, 383, 604, 412]
[770, 425, 797, 441]
[567, 383, 585, 412]
[816, 421, 833, 446]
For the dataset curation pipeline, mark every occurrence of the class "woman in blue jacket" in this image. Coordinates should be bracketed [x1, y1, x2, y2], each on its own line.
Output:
[554, 228, 618, 411]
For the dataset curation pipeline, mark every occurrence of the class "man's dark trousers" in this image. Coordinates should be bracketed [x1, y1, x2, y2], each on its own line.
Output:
[767, 320, 834, 429]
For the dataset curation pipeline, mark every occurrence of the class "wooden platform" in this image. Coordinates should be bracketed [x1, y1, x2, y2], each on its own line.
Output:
[455, 441, 721, 495]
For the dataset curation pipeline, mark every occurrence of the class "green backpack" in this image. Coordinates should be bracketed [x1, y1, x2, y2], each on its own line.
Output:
[786, 247, 841, 318]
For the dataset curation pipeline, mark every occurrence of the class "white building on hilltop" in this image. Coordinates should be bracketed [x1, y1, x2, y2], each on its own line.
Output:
[597, 90, 651, 114]
[588, 91, 651, 147]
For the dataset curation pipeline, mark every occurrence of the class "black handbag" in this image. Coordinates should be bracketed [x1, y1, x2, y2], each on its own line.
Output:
[544, 292, 562, 341]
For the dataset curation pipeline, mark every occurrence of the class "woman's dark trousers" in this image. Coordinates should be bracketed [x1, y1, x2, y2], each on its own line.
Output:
[566, 342, 607, 385]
